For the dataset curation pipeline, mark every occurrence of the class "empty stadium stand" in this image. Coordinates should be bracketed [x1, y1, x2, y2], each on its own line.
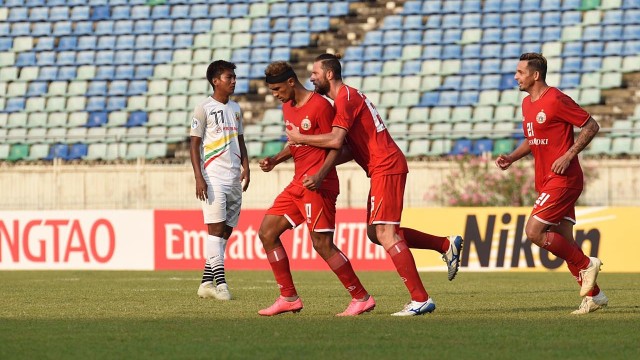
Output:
[0, 0, 639, 162]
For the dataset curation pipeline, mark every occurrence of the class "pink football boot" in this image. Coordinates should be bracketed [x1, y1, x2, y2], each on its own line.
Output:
[258, 296, 304, 316]
[336, 295, 376, 316]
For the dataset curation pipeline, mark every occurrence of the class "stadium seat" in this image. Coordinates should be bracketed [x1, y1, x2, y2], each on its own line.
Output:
[7, 144, 30, 162]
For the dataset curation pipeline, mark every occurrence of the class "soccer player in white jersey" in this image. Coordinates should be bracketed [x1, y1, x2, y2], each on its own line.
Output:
[190, 60, 250, 301]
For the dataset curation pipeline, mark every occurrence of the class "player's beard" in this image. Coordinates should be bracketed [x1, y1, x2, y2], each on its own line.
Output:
[314, 76, 330, 96]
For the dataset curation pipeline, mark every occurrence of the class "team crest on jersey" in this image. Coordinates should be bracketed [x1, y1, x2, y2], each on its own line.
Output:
[235, 112, 240, 122]
[300, 117, 312, 131]
[536, 110, 546, 124]
[191, 119, 199, 129]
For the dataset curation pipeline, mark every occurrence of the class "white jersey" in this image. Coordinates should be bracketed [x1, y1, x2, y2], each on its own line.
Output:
[190, 96, 244, 186]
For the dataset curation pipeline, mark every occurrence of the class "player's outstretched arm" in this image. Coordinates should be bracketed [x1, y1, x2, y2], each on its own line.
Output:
[286, 126, 347, 150]
[551, 117, 600, 174]
[189, 136, 207, 201]
[259, 143, 292, 172]
[238, 134, 250, 191]
[495, 140, 531, 171]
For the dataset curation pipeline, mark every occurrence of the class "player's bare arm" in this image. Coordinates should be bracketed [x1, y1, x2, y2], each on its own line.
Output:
[286, 126, 347, 150]
[189, 136, 207, 201]
[495, 140, 531, 171]
[238, 134, 251, 191]
[335, 144, 354, 166]
[303, 148, 341, 191]
[551, 117, 600, 175]
[259, 143, 292, 172]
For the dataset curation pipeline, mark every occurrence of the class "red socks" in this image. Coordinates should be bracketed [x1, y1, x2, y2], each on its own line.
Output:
[266, 246, 297, 297]
[387, 240, 428, 302]
[566, 242, 600, 297]
[326, 251, 368, 300]
[398, 227, 450, 253]
[542, 232, 590, 270]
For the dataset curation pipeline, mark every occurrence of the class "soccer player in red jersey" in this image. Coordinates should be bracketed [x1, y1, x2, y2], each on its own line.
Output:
[286, 53, 463, 316]
[496, 53, 607, 315]
[257, 61, 375, 316]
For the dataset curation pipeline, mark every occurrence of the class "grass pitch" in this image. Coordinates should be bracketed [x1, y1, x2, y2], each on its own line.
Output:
[1, 270, 639, 360]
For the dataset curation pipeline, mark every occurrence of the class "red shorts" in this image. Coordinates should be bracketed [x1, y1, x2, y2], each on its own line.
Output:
[531, 186, 582, 225]
[266, 183, 337, 232]
[366, 173, 406, 225]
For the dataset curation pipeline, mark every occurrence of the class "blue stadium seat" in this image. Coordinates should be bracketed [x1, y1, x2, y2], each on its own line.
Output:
[462, 75, 481, 90]
[463, 0, 482, 13]
[311, 17, 330, 32]
[502, 0, 522, 12]
[155, 35, 174, 49]
[460, 59, 481, 74]
[542, 27, 562, 42]
[462, 44, 481, 59]
[5, 98, 25, 112]
[343, 47, 364, 61]
[362, 62, 383, 76]
[251, 48, 271, 63]
[235, 79, 249, 94]
[290, 17, 310, 33]
[472, 139, 494, 155]
[522, 0, 542, 11]
[153, 50, 173, 64]
[563, 42, 582, 57]
[16, 53, 36, 67]
[45, 144, 69, 161]
[96, 66, 116, 80]
[422, 45, 443, 59]
[582, 26, 602, 41]
[560, 73, 580, 88]
[115, 50, 134, 65]
[58, 66, 76, 81]
[109, 81, 128, 96]
[37, 51, 55, 66]
[9, 7, 28, 22]
[250, 63, 268, 78]
[363, 30, 383, 45]
[522, 27, 542, 43]
[291, 33, 310, 47]
[252, 33, 271, 48]
[57, 51, 76, 66]
[91, 5, 110, 20]
[271, 47, 290, 62]
[68, 143, 88, 160]
[482, 28, 501, 43]
[270, 3, 289, 18]
[481, 75, 501, 90]
[562, 0, 581, 10]
[11, 22, 31, 36]
[420, 92, 440, 107]
[382, 15, 403, 30]
[127, 80, 147, 95]
[603, 10, 624, 25]
[603, 25, 623, 41]
[423, 29, 443, 44]
[443, 0, 462, 13]
[542, 11, 561, 26]
[50, 7, 68, 21]
[88, 81, 108, 96]
[562, 11, 582, 25]
[442, 29, 462, 44]
[111, 5, 131, 20]
[439, 91, 459, 106]
[174, 19, 193, 34]
[403, 30, 423, 44]
[462, 14, 481, 29]
[623, 0, 640, 9]
[423, 0, 443, 14]
[154, 19, 173, 34]
[87, 112, 108, 127]
[189, 4, 210, 19]
[426, 15, 442, 28]
[500, 74, 518, 90]
[131, 5, 150, 20]
[96, 50, 114, 65]
[251, 18, 270, 33]
[450, 139, 472, 155]
[583, 42, 604, 56]
[364, 46, 383, 61]
[503, 13, 521, 27]
[622, 40, 640, 56]
[272, 33, 290, 48]
[127, 112, 148, 127]
[401, 60, 421, 75]
[442, 14, 462, 29]
[32, 23, 51, 37]
[541, 0, 561, 11]
[134, 20, 153, 34]
[115, 65, 135, 80]
[114, 20, 134, 35]
[562, 57, 582, 72]
[481, 44, 502, 59]
[442, 75, 463, 90]
[383, 45, 402, 60]
[604, 41, 624, 56]
[482, 13, 501, 28]
[480, 59, 501, 74]
[229, 4, 249, 18]
[402, 1, 422, 15]
[329, 2, 350, 16]
[135, 65, 153, 79]
[404, 15, 423, 29]
[151, 5, 170, 19]
[624, 25, 640, 40]
[38, 66, 58, 81]
[582, 57, 602, 71]
[272, 18, 290, 32]
[0, 38, 12, 51]
[27, 82, 47, 97]
[624, 10, 640, 25]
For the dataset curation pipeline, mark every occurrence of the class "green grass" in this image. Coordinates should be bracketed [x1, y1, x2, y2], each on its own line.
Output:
[1, 271, 639, 360]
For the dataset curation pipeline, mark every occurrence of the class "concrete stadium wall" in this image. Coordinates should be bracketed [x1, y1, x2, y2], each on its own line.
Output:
[0, 159, 639, 210]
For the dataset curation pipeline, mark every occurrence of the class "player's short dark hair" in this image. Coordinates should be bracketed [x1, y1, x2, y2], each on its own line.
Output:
[519, 53, 547, 81]
[315, 53, 342, 80]
[265, 61, 298, 81]
[206, 60, 236, 88]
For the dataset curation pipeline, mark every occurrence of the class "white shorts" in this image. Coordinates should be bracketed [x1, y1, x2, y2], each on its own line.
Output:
[201, 183, 243, 227]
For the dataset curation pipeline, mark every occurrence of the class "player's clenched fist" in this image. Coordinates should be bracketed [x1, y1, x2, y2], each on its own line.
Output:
[495, 154, 513, 170]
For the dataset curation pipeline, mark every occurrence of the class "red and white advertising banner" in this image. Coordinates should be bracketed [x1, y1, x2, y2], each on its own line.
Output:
[154, 209, 393, 271]
[0, 211, 154, 270]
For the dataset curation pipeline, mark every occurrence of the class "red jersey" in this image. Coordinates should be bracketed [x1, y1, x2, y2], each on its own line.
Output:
[283, 92, 339, 193]
[521, 87, 590, 191]
[332, 85, 408, 178]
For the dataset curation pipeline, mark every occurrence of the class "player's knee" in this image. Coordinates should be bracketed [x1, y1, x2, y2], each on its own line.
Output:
[310, 234, 332, 255]
[366, 227, 380, 245]
[258, 226, 276, 245]
[525, 230, 545, 247]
